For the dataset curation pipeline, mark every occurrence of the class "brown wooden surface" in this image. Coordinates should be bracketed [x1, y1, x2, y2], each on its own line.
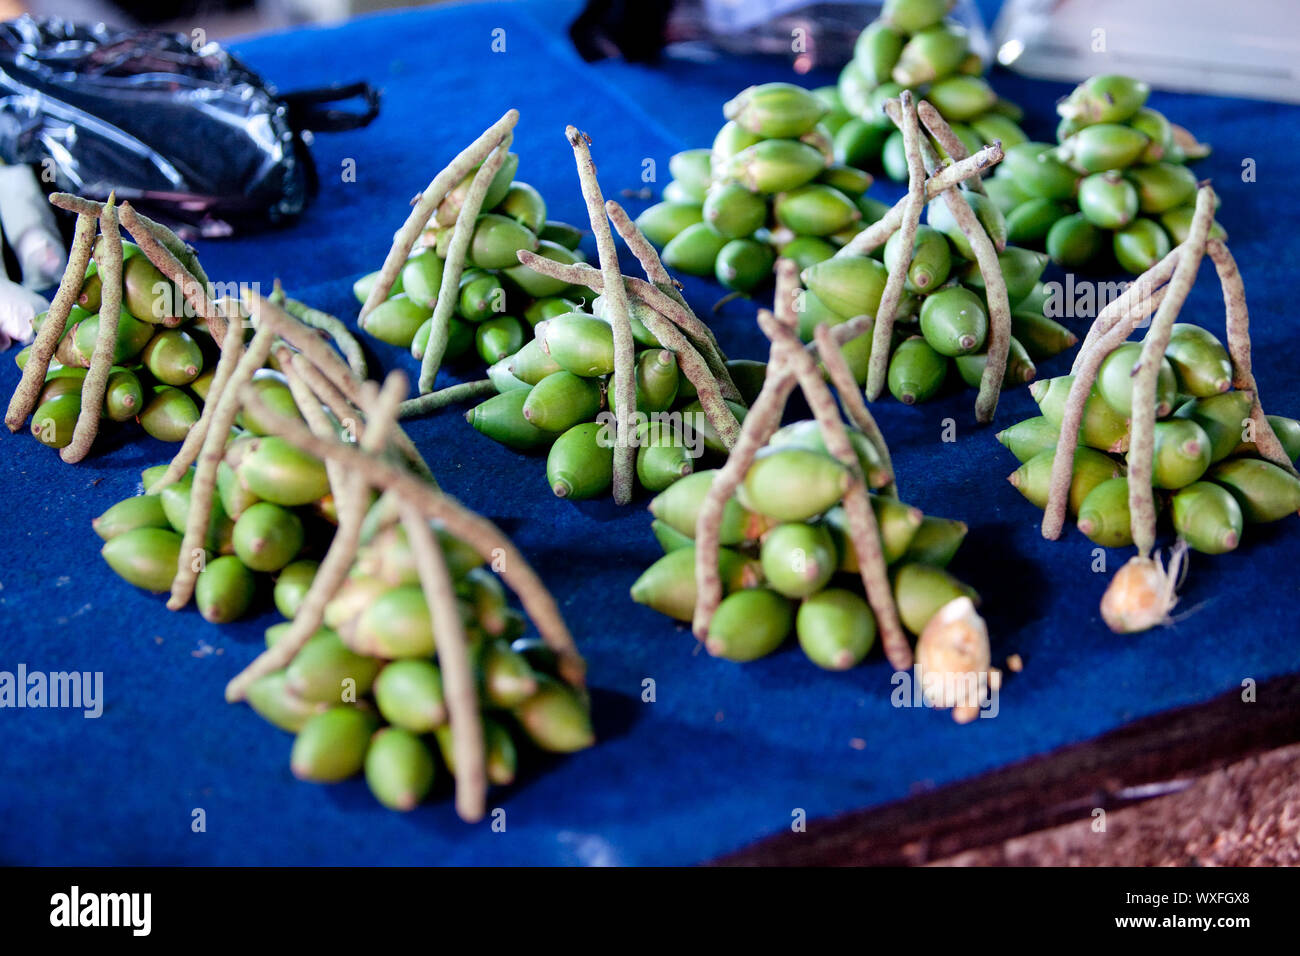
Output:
[715, 674, 1300, 866]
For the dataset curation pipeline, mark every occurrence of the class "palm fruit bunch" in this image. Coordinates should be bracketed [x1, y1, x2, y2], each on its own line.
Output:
[983, 74, 1215, 275]
[243, 518, 594, 813]
[353, 154, 589, 370]
[96, 403, 336, 624]
[1000, 323, 1300, 556]
[632, 420, 981, 670]
[799, 213, 1073, 404]
[834, 0, 1026, 182]
[466, 306, 763, 499]
[635, 81, 882, 295]
[8, 206, 219, 457]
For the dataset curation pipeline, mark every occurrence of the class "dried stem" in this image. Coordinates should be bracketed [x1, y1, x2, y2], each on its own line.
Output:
[5, 213, 97, 430]
[418, 131, 514, 394]
[119, 202, 225, 341]
[359, 110, 519, 320]
[814, 321, 896, 496]
[282, 296, 368, 379]
[1206, 238, 1299, 478]
[917, 100, 987, 195]
[399, 379, 497, 418]
[567, 126, 637, 505]
[1071, 249, 1180, 372]
[401, 503, 487, 822]
[61, 199, 122, 463]
[167, 324, 276, 609]
[758, 310, 912, 670]
[290, 352, 364, 444]
[1127, 186, 1215, 556]
[866, 92, 926, 402]
[148, 307, 248, 494]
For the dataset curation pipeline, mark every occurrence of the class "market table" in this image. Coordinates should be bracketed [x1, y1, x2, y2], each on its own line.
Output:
[2, 1, 1298, 866]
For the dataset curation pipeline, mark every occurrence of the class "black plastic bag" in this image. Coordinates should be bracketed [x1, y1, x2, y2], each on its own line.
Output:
[0, 15, 380, 237]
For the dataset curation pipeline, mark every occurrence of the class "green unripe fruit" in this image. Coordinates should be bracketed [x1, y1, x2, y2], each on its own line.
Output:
[984, 177, 1032, 216]
[1076, 476, 1134, 548]
[1046, 212, 1104, 269]
[636, 437, 694, 492]
[774, 184, 860, 237]
[236, 435, 330, 506]
[1032, 375, 1130, 453]
[723, 82, 827, 139]
[352, 269, 396, 304]
[715, 238, 775, 293]
[1127, 162, 1197, 215]
[893, 24, 968, 86]
[1010, 311, 1077, 361]
[141, 328, 203, 386]
[797, 588, 876, 670]
[1165, 324, 1232, 398]
[399, 249, 445, 309]
[1078, 172, 1139, 230]
[801, 256, 888, 321]
[30, 392, 80, 448]
[760, 522, 836, 599]
[94, 494, 170, 541]
[884, 224, 952, 294]
[999, 143, 1080, 201]
[768, 419, 891, 491]
[360, 293, 431, 347]
[888, 336, 948, 405]
[742, 447, 851, 521]
[705, 588, 794, 662]
[287, 627, 382, 704]
[504, 239, 585, 298]
[970, 112, 1028, 150]
[777, 236, 837, 272]
[1057, 123, 1150, 173]
[497, 180, 547, 233]
[892, 562, 978, 636]
[1209, 459, 1300, 523]
[508, 337, 563, 385]
[902, 515, 968, 568]
[1173, 391, 1255, 463]
[1096, 342, 1177, 417]
[636, 201, 704, 247]
[365, 727, 435, 811]
[538, 220, 583, 250]
[468, 213, 538, 270]
[466, 387, 554, 452]
[1113, 218, 1171, 274]
[1159, 204, 1227, 245]
[702, 182, 766, 239]
[374, 659, 446, 732]
[996, 416, 1060, 463]
[649, 469, 764, 545]
[246, 670, 321, 734]
[854, 20, 905, 84]
[274, 559, 319, 618]
[547, 421, 614, 500]
[101, 526, 183, 592]
[843, 496, 924, 566]
[630, 545, 759, 622]
[194, 554, 255, 623]
[953, 336, 1036, 389]
[1005, 198, 1071, 245]
[291, 707, 377, 783]
[1009, 446, 1124, 513]
[474, 315, 525, 365]
[354, 585, 434, 658]
[726, 139, 827, 194]
[1237, 415, 1300, 463]
[711, 120, 764, 169]
[833, 117, 889, 168]
[919, 286, 987, 357]
[237, 373, 301, 437]
[1172, 481, 1243, 554]
[103, 367, 144, 422]
[457, 270, 506, 323]
[232, 502, 303, 572]
[881, 129, 908, 182]
[818, 162, 872, 197]
[123, 254, 178, 324]
[1128, 106, 1173, 163]
[73, 308, 154, 366]
[634, 348, 680, 414]
[651, 518, 694, 554]
[138, 386, 199, 442]
[522, 370, 603, 433]
[668, 148, 714, 200]
[662, 222, 728, 278]
[1058, 74, 1149, 125]
[513, 675, 594, 753]
[927, 75, 997, 122]
[882, 0, 953, 33]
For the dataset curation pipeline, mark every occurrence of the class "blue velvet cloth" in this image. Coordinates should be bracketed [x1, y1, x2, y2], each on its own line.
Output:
[2, 1, 1298, 866]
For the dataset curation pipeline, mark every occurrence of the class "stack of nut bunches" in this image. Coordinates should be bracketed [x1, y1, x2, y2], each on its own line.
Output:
[1001, 322, 1300, 558]
[242, 517, 594, 813]
[351, 159, 590, 371]
[95, 413, 335, 625]
[834, 0, 1026, 182]
[1002, 185, 1300, 633]
[6, 194, 224, 459]
[983, 74, 1216, 275]
[631, 421, 982, 675]
[464, 120, 752, 503]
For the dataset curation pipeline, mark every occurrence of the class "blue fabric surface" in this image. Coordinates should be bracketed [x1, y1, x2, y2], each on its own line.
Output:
[2, 1, 1298, 866]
